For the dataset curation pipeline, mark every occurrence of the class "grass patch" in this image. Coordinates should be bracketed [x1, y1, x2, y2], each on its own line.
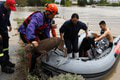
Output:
[13, 48, 29, 80]
[49, 74, 85, 80]
[27, 74, 39, 80]
[14, 47, 42, 80]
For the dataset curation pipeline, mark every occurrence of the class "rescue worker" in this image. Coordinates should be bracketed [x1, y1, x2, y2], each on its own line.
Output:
[18, 3, 58, 72]
[0, 0, 16, 73]
[60, 13, 88, 59]
[95, 21, 113, 48]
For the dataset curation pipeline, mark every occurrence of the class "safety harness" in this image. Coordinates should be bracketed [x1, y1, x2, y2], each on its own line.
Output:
[22, 11, 50, 42]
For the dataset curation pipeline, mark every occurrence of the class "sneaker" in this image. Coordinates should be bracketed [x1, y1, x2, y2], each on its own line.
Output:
[2, 66, 14, 74]
[7, 61, 15, 68]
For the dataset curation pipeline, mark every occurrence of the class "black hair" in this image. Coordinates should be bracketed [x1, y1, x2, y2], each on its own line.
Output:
[99, 20, 106, 25]
[71, 13, 79, 19]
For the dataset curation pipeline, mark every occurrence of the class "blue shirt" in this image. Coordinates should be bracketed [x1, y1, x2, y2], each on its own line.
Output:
[0, 2, 11, 34]
[18, 12, 52, 41]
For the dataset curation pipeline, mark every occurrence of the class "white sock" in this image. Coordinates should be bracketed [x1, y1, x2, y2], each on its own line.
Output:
[74, 52, 79, 59]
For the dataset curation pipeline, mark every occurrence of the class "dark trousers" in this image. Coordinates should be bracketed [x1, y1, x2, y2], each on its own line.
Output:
[64, 37, 78, 54]
[109, 42, 113, 48]
[79, 37, 96, 57]
[0, 59, 9, 70]
[0, 36, 4, 63]
[0, 34, 9, 69]
[0, 33, 10, 61]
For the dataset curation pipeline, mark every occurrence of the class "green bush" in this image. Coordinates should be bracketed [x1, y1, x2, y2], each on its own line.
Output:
[97, 2, 120, 6]
[109, 3, 120, 6]
[97, 3, 108, 6]
[96, 0, 110, 6]
[27, 75, 39, 80]
[49, 74, 85, 80]
[65, 0, 72, 7]
[99, 0, 107, 4]
[61, 0, 71, 7]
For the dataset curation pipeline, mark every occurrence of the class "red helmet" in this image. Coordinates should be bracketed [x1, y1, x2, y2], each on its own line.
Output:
[6, 0, 16, 11]
[45, 3, 58, 15]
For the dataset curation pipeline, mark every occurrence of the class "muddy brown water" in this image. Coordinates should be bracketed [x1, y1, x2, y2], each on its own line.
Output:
[11, 6, 120, 80]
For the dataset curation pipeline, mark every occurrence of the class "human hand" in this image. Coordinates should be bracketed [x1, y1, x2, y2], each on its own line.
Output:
[8, 26, 12, 32]
[32, 41, 39, 47]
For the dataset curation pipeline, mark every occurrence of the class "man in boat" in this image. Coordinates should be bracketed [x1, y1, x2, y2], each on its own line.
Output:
[0, 0, 16, 73]
[18, 3, 58, 72]
[59, 13, 88, 59]
[79, 20, 113, 57]
[95, 21, 113, 48]
[78, 21, 113, 58]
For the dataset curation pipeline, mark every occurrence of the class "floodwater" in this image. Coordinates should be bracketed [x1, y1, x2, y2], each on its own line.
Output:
[11, 6, 120, 80]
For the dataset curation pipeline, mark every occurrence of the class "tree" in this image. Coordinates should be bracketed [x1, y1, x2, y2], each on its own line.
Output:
[61, 0, 65, 5]
[28, 0, 55, 6]
[89, 0, 94, 4]
[65, 0, 71, 6]
[40, 0, 55, 6]
[60, 0, 71, 6]
[16, 0, 28, 6]
[78, 0, 87, 6]
[27, 0, 41, 6]
[16, 0, 55, 6]
[99, 0, 107, 4]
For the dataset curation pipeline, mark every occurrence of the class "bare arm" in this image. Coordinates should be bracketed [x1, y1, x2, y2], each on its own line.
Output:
[51, 27, 57, 37]
[60, 33, 64, 40]
[95, 31, 108, 41]
[51, 24, 57, 37]
[85, 30, 88, 37]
